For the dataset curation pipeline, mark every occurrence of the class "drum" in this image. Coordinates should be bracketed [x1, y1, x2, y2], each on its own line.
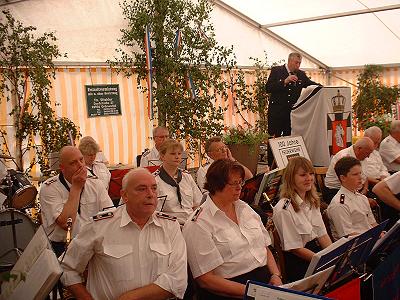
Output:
[1, 170, 38, 209]
[0, 209, 37, 269]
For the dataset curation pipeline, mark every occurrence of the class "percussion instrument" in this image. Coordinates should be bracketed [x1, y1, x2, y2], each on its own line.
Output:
[1, 170, 38, 209]
[0, 209, 37, 269]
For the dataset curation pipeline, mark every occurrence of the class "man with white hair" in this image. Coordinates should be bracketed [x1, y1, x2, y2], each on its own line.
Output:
[324, 137, 375, 203]
[61, 168, 187, 300]
[379, 120, 400, 173]
[140, 126, 170, 167]
[363, 126, 390, 186]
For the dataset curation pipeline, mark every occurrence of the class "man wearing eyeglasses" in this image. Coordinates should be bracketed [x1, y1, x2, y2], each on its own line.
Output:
[140, 126, 170, 167]
[197, 136, 253, 192]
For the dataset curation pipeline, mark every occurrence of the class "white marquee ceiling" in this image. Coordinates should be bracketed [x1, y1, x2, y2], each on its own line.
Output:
[220, 0, 400, 68]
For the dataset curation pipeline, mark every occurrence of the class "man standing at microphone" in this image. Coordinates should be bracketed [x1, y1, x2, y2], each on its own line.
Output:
[266, 52, 320, 166]
[40, 146, 113, 256]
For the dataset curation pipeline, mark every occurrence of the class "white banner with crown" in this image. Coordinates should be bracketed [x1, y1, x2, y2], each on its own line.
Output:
[291, 86, 352, 166]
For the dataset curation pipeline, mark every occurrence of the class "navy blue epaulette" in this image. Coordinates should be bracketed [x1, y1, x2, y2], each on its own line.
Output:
[191, 207, 203, 221]
[141, 149, 151, 157]
[45, 177, 58, 185]
[92, 210, 114, 221]
[283, 199, 291, 210]
[156, 212, 177, 221]
[340, 194, 345, 204]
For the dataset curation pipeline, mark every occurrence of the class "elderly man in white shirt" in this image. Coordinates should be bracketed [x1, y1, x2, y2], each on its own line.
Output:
[61, 168, 187, 300]
[379, 120, 400, 173]
[324, 137, 374, 203]
[196, 136, 253, 192]
[363, 126, 390, 185]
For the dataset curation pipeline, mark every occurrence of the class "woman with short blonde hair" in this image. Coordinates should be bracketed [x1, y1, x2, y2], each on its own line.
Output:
[78, 136, 110, 190]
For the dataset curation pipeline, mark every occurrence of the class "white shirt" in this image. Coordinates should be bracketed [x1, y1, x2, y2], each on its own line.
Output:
[325, 146, 366, 189]
[88, 162, 111, 190]
[155, 170, 202, 224]
[272, 195, 327, 251]
[95, 151, 108, 164]
[362, 150, 389, 180]
[61, 206, 187, 300]
[196, 157, 214, 192]
[182, 197, 271, 279]
[384, 171, 400, 194]
[39, 175, 113, 242]
[140, 147, 161, 167]
[327, 186, 376, 241]
[379, 134, 400, 172]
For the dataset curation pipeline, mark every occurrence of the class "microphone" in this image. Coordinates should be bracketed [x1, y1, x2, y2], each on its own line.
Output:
[66, 217, 73, 244]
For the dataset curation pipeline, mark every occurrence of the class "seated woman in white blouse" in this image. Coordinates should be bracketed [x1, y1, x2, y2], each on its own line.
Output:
[183, 159, 282, 300]
[78, 136, 111, 190]
[273, 157, 332, 282]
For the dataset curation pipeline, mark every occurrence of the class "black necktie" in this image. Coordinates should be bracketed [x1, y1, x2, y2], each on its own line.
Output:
[158, 167, 183, 207]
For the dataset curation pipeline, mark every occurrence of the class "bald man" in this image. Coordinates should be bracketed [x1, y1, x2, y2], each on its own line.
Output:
[323, 137, 375, 203]
[363, 126, 390, 186]
[379, 120, 400, 173]
[39, 146, 113, 256]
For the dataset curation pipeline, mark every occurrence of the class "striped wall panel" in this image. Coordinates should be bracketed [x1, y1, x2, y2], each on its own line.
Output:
[2, 66, 399, 177]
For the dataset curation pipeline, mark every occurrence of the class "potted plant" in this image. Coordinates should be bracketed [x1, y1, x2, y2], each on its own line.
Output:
[223, 126, 268, 174]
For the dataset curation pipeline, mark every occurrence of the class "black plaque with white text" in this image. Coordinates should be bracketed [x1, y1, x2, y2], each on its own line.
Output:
[85, 84, 121, 117]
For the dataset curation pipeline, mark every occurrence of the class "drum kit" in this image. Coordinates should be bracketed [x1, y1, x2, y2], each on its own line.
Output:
[0, 154, 38, 272]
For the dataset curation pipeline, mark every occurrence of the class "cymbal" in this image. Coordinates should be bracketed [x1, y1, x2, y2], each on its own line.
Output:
[0, 154, 14, 159]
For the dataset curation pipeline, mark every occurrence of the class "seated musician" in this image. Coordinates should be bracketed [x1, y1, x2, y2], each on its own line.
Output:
[61, 168, 187, 299]
[327, 157, 378, 240]
[39, 146, 113, 256]
[78, 136, 111, 190]
[154, 139, 202, 224]
[273, 157, 332, 282]
[183, 159, 282, 299]
[196, 136, 253, 192]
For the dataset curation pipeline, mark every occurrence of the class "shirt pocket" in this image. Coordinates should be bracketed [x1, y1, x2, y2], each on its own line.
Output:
[102, 244, 134, 281]
[212, 228, 235, 259]
[149, 242, 172, 276]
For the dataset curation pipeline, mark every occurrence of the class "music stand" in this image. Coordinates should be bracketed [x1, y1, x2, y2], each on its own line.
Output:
[253, 168, 284, 207]
[321, 220, 389, 292]
[244, 280, 333, 300]
[367, 218, 400, 268]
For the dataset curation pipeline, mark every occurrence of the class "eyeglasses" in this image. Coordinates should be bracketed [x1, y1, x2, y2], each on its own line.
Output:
[212, 146, 228, 153]
[154, 135, 169, 139]
[226, 180, 245, 187]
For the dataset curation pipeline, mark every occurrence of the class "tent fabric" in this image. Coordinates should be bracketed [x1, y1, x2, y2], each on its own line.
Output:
[220, 0, 400, 68]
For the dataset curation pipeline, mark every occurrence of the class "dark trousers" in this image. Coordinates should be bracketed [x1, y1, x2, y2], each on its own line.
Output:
[283, 239, 322, 283]
[267, 105, 291, 167]
[197, 265, 270, 300]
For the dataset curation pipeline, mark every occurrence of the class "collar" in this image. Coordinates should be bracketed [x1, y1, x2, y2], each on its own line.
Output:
[208, 196, 242, 217]
[348, 145, 356, 157]
[205, 157, 215, 166]
[339, 185, 357, 196]
[120, 206, 158, 228]
[285, 64, 290, 74]
[151, 147, 160, 157]
[388, 134, 400, 144]
[293, 193, 304, 206]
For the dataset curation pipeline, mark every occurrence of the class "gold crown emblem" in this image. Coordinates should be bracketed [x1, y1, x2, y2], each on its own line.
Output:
[331, 90, 346, 112]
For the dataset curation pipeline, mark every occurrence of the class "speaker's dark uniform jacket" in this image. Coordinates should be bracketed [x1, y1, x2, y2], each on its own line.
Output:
[266, 65, 319, 137]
